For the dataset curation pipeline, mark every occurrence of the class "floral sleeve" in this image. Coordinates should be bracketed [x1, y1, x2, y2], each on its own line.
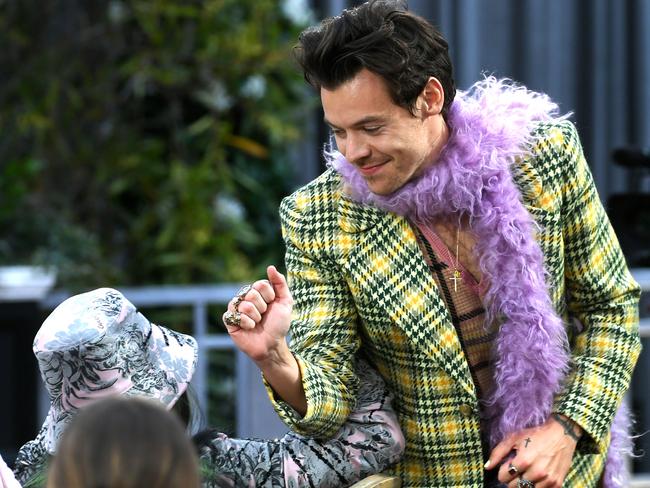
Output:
[12, 423, 50, 486]
[196, 359, 404, 488]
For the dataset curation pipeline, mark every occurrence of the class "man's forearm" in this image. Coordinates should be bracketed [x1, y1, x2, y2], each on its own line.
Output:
[257, 342, 307, 416]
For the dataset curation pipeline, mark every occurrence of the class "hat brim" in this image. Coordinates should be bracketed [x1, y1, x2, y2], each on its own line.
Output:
[127, 319, 198, 408]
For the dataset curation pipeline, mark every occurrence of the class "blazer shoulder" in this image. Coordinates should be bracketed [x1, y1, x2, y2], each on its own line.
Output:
[528, 119, 579, 164]
[517, 120, 585, 210]
[280, 169, 343, 229]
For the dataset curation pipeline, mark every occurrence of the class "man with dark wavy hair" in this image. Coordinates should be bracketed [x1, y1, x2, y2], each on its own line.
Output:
[223, 1, 641, 486]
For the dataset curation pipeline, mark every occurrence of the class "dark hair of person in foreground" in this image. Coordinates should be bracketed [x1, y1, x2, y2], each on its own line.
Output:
[46, 396, 201, 488]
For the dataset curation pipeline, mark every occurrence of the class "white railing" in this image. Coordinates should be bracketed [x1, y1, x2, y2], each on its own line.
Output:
[633, 269, 650, 335]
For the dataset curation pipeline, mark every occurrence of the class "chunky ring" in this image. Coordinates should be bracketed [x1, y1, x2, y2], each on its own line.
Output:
[236, 284, 252, 299]
[507, 463, 519, 476]
[223, 310, 241, 327]
[232, 284, 253, 311]
[516, 478, 535, 488]
[233, 294, 245, 311]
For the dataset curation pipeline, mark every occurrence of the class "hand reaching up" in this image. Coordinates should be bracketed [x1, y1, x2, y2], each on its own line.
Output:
[223, 265, 294, 364]
[223, 265, 306, 414]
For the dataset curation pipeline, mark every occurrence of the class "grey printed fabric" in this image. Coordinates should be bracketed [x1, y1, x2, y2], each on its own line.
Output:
[12, 359, 403, 488]
[11, 429, 49, 486]
[197, 359, 404, 487]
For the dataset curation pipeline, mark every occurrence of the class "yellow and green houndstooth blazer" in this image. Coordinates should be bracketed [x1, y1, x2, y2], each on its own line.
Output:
[269, 121, 641, 487]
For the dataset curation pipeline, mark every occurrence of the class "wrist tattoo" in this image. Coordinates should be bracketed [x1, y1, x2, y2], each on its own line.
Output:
[552, 413, 581, 442]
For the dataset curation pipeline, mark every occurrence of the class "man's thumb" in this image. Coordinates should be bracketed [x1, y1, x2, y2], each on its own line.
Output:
[267, 265, 291, 301]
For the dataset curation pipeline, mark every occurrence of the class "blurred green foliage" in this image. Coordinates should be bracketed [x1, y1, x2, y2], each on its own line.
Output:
[0, 0, 314, 289]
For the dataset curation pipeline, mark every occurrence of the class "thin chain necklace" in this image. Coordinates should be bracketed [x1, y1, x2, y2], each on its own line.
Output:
[447, 225, 462, 292]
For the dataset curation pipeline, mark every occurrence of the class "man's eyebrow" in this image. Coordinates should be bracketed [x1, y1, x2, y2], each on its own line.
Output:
[323, 115, 387, 129]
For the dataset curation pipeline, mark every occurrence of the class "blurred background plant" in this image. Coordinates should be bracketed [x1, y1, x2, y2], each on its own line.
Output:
[0, 0, 315, 290]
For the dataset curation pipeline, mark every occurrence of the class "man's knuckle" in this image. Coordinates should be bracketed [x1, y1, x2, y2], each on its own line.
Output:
[526, 467, 547, 480]
[516, 458, 532, 470]
[237, 302, 251, 314]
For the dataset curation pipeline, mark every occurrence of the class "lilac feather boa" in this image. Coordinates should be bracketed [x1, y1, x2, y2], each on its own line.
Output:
[328, 77, 631, 487]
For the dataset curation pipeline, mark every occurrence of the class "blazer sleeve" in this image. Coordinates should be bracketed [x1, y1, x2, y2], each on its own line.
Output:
[263, 188, 361, 439]
[550, 121, 642, 453]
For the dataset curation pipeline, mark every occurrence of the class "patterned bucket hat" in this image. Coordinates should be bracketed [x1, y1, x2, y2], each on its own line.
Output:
[32, 287, 198, 453]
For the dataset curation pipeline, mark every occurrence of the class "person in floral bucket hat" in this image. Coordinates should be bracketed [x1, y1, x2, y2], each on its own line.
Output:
[3, 288, 403, 488]
[12, 287, 198, 484]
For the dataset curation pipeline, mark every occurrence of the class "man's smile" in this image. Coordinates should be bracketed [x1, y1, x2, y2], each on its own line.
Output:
[358, 160, 389, 176]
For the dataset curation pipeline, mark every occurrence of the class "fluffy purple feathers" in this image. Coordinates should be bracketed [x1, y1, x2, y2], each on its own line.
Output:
[329, 77, 630, 487]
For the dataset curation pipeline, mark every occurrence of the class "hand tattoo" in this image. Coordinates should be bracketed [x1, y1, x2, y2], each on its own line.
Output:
[551, 413, 581, 442]
[524, 437, 532, 448]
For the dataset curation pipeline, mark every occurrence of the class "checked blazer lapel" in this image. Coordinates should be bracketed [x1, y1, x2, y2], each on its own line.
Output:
[337, 195, 476, 398]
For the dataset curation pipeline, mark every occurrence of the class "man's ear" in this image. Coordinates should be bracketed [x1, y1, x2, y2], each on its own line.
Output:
[419, 77, 445, 116]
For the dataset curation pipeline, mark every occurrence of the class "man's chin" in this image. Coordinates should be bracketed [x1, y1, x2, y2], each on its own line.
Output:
[362, 173, 402, 196]
[367, 184, 395, 196]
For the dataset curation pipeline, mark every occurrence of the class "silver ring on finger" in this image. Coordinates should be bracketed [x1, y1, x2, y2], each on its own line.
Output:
[233, 294, 245, 312]
[233, 284, 253, 311]
[517, 478, 535, 488]
[236, 284, 253, 299]
[224, 310, 242, 327]
[507, 463, 519, 476]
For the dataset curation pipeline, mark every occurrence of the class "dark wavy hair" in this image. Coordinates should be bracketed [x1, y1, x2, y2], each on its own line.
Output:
[295, 0, 456, 119]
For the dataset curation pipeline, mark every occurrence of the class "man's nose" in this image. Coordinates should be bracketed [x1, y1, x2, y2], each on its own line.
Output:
[344, 134, 371, 164]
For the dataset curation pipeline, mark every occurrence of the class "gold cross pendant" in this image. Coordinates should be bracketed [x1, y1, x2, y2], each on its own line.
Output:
[450, 269, 462, 292]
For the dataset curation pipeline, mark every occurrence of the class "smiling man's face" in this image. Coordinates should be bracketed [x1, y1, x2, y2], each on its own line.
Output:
[321, 68, 448, 196]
